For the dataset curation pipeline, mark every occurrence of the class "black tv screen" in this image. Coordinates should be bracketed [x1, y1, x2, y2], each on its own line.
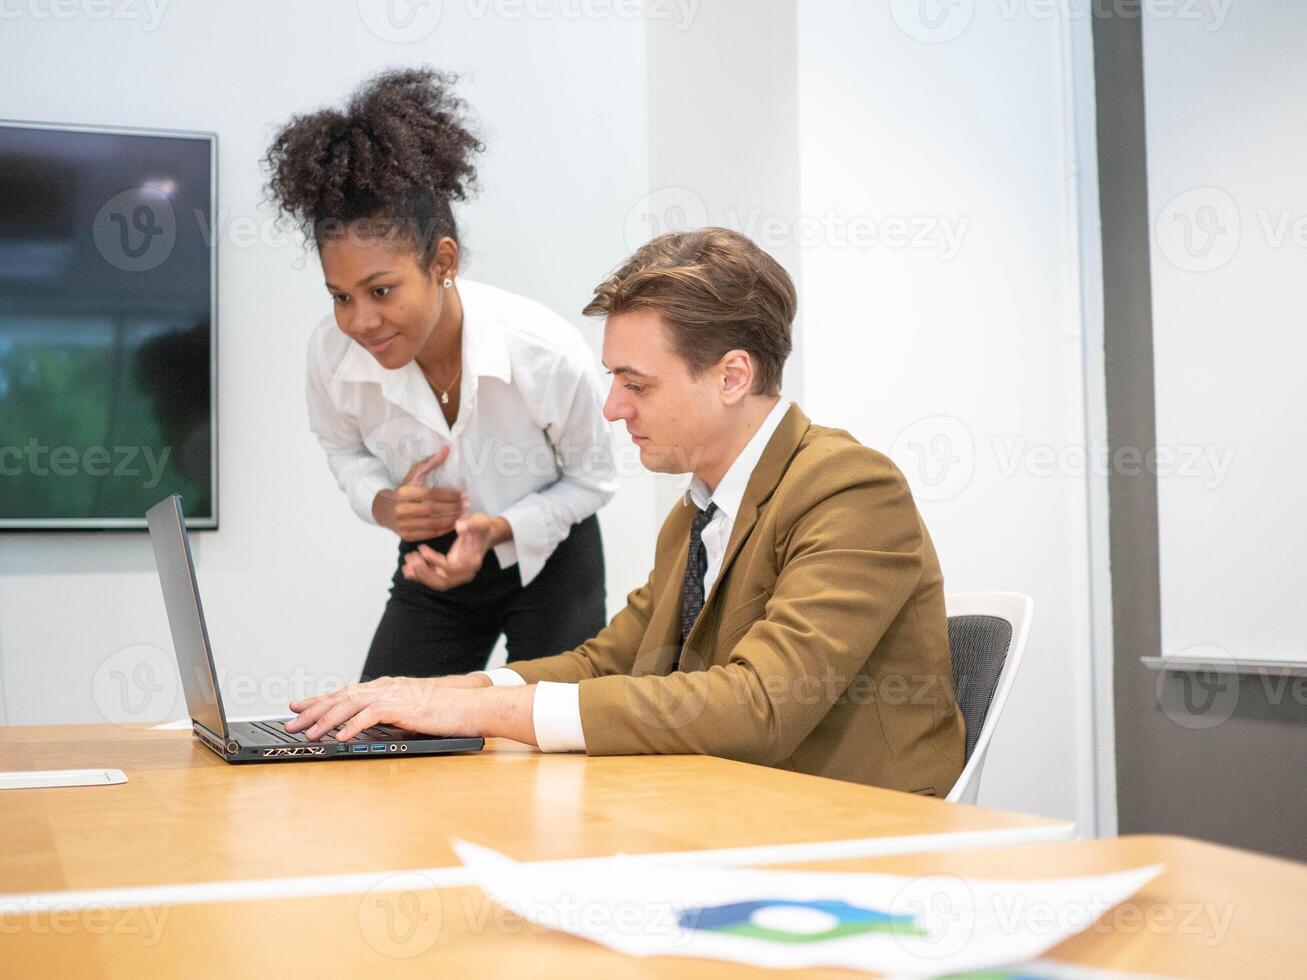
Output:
[0, 122, 216, 529]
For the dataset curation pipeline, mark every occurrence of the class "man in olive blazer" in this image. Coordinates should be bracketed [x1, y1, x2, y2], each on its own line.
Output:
[507, 401, 963, 794]
[288, 228, 965, 796]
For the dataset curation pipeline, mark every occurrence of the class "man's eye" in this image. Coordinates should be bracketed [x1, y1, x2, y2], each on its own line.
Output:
[373, 286, 391, 299]
[625, 383, 645, 394]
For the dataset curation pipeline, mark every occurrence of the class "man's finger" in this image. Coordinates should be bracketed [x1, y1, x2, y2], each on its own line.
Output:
[288, 693, 326, 714]
[337, 703, 387, 743]
[285, 691, 345, 733]
[306, 696, 372, 740]
[287, 681, 371, 729]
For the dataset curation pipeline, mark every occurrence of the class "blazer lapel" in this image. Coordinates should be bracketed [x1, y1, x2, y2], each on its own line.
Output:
[687, 403, 812, 649]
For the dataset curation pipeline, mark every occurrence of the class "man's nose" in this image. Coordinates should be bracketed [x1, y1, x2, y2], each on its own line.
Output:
[603, 382, 631, 423]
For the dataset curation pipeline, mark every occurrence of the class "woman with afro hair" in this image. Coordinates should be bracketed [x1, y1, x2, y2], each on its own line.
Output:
[266, 68, 616, 682]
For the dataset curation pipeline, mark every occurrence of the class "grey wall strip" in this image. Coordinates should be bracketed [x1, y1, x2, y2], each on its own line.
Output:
[1092, 0, 1307, 862]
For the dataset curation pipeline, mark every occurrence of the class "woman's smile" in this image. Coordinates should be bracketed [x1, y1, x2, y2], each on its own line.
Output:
[362, 334, 399, 355]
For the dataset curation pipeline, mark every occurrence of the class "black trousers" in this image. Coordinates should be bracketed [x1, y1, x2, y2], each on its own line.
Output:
[361, 514, 606, 680]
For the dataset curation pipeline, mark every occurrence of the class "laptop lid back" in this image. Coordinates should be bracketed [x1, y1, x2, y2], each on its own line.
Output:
[146, 495, 228, 739]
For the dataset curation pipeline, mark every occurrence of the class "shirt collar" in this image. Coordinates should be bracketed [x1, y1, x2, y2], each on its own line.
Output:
[332, 280, 513, 387]
[686, 398, 791, 521]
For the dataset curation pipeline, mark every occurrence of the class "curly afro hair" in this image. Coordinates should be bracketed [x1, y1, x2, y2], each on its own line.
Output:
[264, 67, 484, 271]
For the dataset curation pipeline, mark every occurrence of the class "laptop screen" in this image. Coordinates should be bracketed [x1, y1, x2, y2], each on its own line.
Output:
[146, 495, 228, 738]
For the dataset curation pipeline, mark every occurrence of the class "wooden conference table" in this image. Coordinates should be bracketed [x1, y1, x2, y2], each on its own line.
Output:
[2, 724, 1073, 894]
[4, 725, 1303, 976]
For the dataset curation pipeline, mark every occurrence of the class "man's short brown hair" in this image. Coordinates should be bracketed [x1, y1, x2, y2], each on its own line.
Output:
[583, 227, 795, 396]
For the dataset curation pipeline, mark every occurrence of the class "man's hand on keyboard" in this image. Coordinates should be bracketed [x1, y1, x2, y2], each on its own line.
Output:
[285, 676, 535, 745]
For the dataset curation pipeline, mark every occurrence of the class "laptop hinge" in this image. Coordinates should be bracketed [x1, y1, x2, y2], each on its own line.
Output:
[193, 721, 235, 756]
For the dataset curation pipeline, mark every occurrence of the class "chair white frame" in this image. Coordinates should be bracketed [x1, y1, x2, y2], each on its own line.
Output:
[944, 592, 1034, 804]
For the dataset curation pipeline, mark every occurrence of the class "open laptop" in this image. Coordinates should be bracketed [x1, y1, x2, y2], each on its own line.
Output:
[146, 494, 484, 763]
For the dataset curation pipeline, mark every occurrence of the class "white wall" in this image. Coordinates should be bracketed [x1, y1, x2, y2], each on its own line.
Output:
[644, 0, 802, 518]
[794, 2, 1098, 825]
[0, 0, 655, 725]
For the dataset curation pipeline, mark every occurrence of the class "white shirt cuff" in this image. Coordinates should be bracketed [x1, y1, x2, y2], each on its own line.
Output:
[350, 470, 393, 525]
[498, 493, 560, 587]
[480, 668, 526, 687]
[532, 681, 586, 753]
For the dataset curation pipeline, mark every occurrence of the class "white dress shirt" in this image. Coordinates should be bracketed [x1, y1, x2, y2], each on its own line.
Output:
[486, 398, 792, 752]
[306, 279, 617, 586]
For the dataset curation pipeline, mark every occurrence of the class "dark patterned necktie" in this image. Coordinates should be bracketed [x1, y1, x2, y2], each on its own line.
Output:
[676, 502, 718, 667]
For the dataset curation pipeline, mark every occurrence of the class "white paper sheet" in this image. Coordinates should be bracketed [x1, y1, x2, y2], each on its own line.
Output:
[0, 769, 127, 790]
[453, 841, 1162, 977]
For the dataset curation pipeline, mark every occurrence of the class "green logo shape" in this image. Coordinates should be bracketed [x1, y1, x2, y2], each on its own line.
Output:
[679, 898, 923, 944]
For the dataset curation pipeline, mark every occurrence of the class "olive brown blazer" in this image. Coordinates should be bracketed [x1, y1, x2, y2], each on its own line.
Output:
[510, 403, 966, 795]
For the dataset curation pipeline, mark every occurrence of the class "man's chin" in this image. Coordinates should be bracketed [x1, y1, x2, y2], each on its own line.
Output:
[637, 444, 684, 475]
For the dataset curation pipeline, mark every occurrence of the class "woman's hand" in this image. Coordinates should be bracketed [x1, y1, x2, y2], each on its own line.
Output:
[373, 447, 468, 542]
[401, 513, 510, 591]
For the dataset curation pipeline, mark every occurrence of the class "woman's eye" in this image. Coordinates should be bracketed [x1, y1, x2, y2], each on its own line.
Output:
[332, 294, 349, 305]
[373, 286, 391, 299]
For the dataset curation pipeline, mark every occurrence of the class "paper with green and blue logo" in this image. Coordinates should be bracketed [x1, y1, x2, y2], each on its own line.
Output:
[453, 841, 1162, 976]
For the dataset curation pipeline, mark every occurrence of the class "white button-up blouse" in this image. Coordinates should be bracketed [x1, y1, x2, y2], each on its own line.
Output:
[305, 279, 617, 586]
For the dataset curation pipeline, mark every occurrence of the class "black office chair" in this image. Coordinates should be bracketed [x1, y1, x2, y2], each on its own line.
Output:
[944, 593, 1033, 803]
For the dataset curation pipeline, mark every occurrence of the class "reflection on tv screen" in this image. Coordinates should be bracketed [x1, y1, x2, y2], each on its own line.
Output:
[0, 123, 215, 528]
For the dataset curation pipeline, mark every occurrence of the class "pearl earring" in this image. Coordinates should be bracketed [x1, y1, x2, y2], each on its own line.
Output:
[443, 277, 453, 288]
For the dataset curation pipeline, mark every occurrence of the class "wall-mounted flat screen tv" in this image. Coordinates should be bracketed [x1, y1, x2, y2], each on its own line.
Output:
[0, 121, 216, 529]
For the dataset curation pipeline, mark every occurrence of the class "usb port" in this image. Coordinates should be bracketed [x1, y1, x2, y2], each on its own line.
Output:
[349, 744, 368, 754]
[370, 743, 386, 753]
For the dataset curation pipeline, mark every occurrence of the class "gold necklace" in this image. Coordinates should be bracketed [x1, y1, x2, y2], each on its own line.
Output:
[427, 362, 462, 405]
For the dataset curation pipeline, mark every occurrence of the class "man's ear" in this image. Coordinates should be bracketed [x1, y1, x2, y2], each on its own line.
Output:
[718, 349, 754, 405]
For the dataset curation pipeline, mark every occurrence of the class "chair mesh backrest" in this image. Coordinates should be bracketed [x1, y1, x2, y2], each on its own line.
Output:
[948, 614, 1014, 763]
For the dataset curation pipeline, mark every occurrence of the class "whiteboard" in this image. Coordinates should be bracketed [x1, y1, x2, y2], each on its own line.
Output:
[1145, 10, 1307, 666]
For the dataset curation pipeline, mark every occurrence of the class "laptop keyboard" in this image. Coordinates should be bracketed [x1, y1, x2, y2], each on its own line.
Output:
[250, 720, 400, 744]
